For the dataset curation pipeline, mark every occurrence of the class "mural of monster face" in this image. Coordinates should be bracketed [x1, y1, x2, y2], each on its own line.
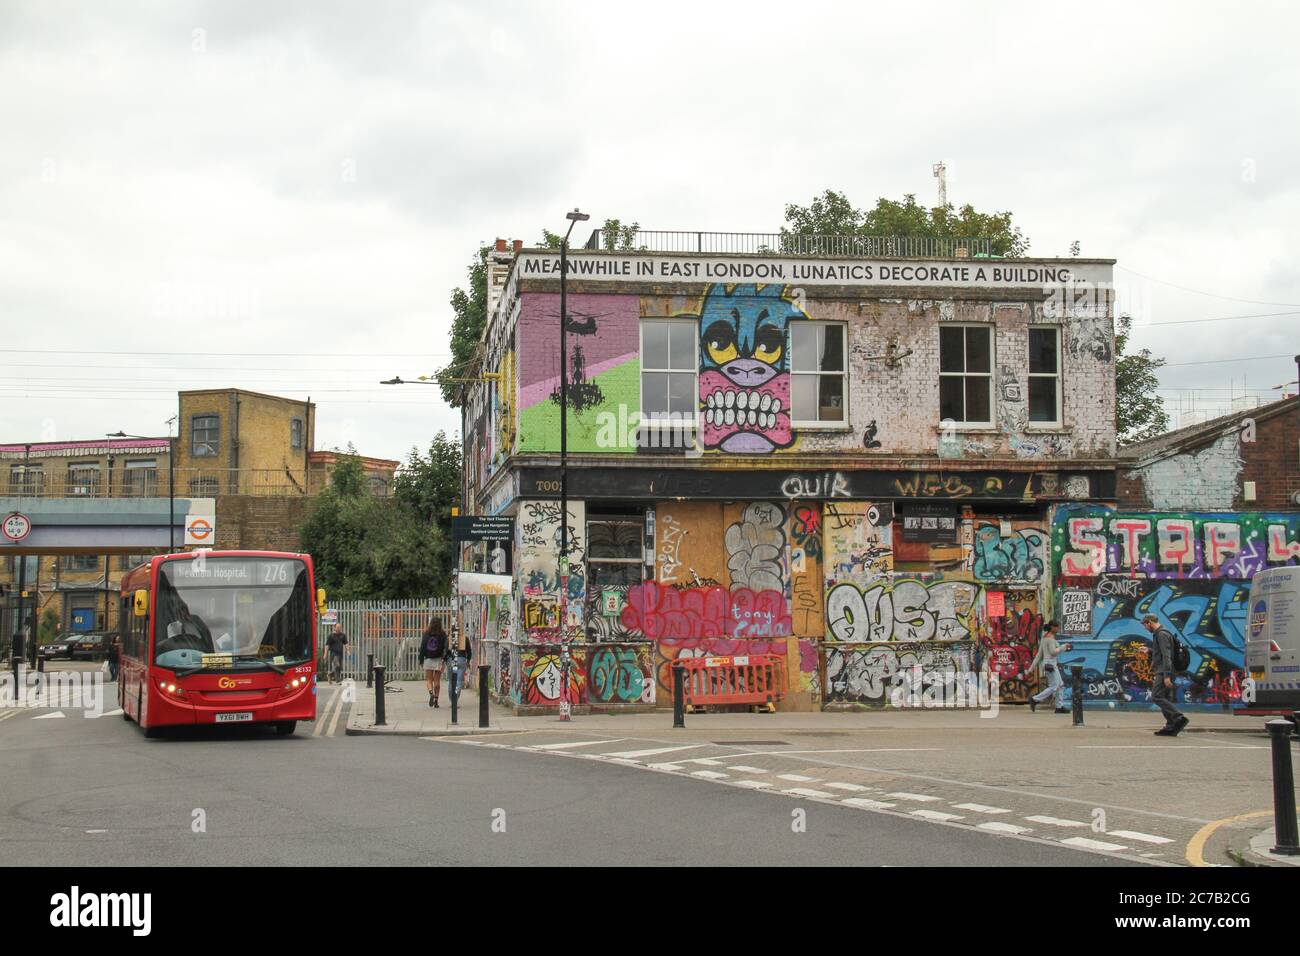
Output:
[699, 283, 807, 453]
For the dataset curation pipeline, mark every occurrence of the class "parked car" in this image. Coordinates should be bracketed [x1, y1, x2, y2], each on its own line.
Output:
[71, 633, 112, 661]
[39, 636, 77, 660]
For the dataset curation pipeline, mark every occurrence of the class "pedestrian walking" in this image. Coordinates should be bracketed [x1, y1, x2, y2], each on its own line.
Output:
[1025, 621, 1072, 714]
[324, 623, 348, 684]
[107, 635, 120, 682]
[420, 619, 448, 708]
[1142, 614, 1189, 736]
[444, 625, 473, 702]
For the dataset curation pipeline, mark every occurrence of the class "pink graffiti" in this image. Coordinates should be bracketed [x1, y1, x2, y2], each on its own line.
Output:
[621, 582, 792, 639]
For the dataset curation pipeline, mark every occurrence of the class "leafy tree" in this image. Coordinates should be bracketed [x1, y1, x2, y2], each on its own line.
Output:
[299, 448, 455, 600]
[782, 189, 1029, 257]
[393, 432, 462, 586]
[438, 246, 490, 406]
[541, 217, 640, 251]
[1115, 314, 1171, 445]
[38, 608, 59, 642]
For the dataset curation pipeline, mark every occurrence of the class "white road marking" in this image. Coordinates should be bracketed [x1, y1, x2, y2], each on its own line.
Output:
[733, 780, 772, 789]
[685, 758, 727, 766]
[87, 708, 123, 719]
[953, 803, 1011, 815]
[911, 809, 965, 822]
[1078, 745, 1262, 750]
[690, 770, 729, 780]
[886, 792, 941, 803]
[313, 688, 340, 737]
[647, 762, 686, 771]
[978, 822, 1034, 835]
[842, 798, 897, 810]
[1062, 836, 1130, 852]
[1025, 815, 1089, 828]
[1108, 830, 1175, 845]
[85, 829, 107, 834]
[0, 710, 20, 722]
[784, 787, 834, 798]
[325, 690, 346, 738]
[602, 745, 705, 759]
[533, 739, 626, 751]
[776, 773, 819, 782]
[826, 782, 870, 793]
[727, 765, 770, 774]
[32, 711, 65, 720]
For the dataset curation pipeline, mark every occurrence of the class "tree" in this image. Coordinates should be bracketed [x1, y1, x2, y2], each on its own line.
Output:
[393, 432, 462, 586]
[439, 246, 490, 406]
[298, 448, 455, 600]
[782, 189, 1029, 257]
[1115, 314, 1171, 445]
[541, 217, 640, 251]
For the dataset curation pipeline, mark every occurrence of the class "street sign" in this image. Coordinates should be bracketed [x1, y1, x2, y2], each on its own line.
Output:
[185, 514, 216, 546]
[321, 610, 338, 626]
[452, 515, 515, 542]
[2, 512, 32, 542]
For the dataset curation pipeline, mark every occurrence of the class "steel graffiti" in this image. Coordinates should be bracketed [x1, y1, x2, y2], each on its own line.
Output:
[970, 522, 1046, 583]
[824, 579, 980, 643]
[620, 581, 793, 640]
[587, 644, 655, 704]
[824, 641, 975, 707]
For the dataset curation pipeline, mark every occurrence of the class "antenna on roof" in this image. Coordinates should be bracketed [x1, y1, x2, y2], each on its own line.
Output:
[932, 162, 947, 206]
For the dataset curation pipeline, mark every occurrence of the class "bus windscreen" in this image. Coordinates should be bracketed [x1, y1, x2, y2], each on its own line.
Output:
[154, 557, 312, 670]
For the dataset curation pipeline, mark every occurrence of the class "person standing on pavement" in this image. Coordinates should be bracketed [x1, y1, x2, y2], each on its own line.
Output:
[325, 623, 348, 683]
[420, 619, 448, 708]
[1025, 621, 1072, 714]
[107, 635, 120, 682]
[1142, 614, 1189, 736]
[444, 624, 472, 702]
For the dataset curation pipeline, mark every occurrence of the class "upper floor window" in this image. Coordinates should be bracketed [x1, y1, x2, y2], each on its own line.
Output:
[192, 415, 220, 457]
[641, 319, 697, 422]
[790, 322, 846, 423]
[67, 462, 100, 496]
[123, 459, 158, 496]
[9, 463, 44, 495]
[291, 418, 304, 450]
[188, 476, 220, 497]
[939, 325, 993, 426]
[62, 554, 98, 572]
[367, 475, 389, 497]
[1029, 327, 1061, 424]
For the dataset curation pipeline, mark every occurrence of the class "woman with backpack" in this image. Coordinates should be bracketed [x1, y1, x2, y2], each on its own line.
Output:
[420, 619, 449, 708]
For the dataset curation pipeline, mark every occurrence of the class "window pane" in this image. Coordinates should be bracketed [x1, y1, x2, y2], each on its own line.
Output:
[588, 561, 643, 589]
[940, 327, 965, 373]
[965, 376, 991, 423]
[642, 371, 668, 415]
[669, 322, 695, 371]
[668, 372, 696, 416]
[790, 323, 818, 372]
[818, 375, 845, 420]
[587, 521, 643, 560]
[965, 327, 991, 373]
[1029, 376, 1058, 422]
[820, 325, 845, 372]
[642, 322, 669, 369]
[939, 376, 964, 421]
[792, 374, 818, 420]
[1029, 328, 1058, 374]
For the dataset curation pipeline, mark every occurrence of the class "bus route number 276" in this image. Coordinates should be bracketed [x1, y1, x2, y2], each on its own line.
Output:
[259, 561, 293, 584]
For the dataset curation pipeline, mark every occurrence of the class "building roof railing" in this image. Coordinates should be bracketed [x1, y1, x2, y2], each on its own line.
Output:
[583, 229, 994, 259]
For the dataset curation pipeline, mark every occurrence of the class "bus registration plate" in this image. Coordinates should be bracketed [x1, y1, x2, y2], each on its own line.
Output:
[215, 712, 253, 723]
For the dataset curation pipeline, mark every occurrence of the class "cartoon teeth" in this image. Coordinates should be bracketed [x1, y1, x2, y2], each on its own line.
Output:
[703, 390, 783, 429]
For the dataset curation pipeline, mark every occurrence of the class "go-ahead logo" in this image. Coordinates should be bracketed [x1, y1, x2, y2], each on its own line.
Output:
[1250, 600, 1268, 639]
[50, 886, 151, 936]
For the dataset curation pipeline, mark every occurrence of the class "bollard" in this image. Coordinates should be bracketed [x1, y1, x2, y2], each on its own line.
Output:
[558, 648, 572, 722]
[366, 653, 375, 689]
[36, 655, 44, 673]
[373, 665, 386, 727]
[478, 664, 490, 729]
[1266, 719, 1300, 855]
[672, 662, 685, 729]
[1070, 665, 1084, 726]
[449, 662, 460, 726]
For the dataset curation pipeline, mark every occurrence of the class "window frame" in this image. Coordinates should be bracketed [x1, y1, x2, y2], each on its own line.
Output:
[191, 414, 220, 458]
[67, 461, 101, 495]
[123, 458, 159, 496]
[789, 321, 848, 426]
[1027, 326, 1063, 427]
[290, 418, 304, 450]
[9, 463, 44, 495]
[585, 515, 647, 592]
[638, 318, 699, 432]
[938, 323, 995, 428]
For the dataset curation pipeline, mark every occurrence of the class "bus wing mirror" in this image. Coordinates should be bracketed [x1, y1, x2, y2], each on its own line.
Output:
[133, 589, 149, 617]
[316, 588, 327, 614]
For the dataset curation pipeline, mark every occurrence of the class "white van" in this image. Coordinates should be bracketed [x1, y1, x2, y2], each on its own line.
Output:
[1245, 566, 1300, 712]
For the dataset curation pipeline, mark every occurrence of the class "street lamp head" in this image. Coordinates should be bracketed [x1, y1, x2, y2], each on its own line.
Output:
[565, 208, 590, 222]
[106, 431, 127, 438]
[380, 377, 404, 385]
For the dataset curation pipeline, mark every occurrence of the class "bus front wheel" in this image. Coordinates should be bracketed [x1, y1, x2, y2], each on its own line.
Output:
[275, 721, 297, 736]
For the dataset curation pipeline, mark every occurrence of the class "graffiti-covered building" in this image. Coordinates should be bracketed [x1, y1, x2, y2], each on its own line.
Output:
[459, 231, 1123, 712]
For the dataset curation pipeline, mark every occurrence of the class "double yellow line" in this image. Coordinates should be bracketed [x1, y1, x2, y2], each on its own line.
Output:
[312, 684, 348, 738]
[1185, 810, 1272, 866]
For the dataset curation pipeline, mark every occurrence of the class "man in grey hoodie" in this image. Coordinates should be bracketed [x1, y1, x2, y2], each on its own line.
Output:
[1143, 614, 1189, 736]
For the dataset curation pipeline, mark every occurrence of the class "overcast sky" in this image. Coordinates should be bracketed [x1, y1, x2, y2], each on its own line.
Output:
[2, 0, 1298, 462]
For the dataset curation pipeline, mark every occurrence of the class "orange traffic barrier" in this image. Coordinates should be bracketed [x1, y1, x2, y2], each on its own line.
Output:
[679, 654, 786, 713]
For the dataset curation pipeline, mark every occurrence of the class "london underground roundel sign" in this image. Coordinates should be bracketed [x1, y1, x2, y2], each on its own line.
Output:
[3, 512, 32, 542]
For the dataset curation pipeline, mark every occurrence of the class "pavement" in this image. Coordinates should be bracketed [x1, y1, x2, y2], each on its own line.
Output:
[344, 678, 1300, 866]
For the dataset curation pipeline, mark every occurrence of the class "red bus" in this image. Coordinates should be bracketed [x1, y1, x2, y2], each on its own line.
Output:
[118, 551, 324, 737]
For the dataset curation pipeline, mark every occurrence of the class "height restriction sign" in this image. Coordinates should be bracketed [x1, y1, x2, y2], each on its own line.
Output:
[3, 512, 32, 542]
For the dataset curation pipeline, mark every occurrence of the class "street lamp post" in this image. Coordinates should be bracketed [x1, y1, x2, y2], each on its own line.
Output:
[14, 444, 31, 668]
[557, 208, 589, 721]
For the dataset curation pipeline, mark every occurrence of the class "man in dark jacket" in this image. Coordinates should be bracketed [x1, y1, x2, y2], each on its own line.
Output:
[1142, 614, 1188, 736]
[325, 624, 348, 683]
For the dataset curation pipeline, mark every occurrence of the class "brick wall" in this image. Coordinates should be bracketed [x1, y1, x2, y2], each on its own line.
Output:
[215, 495, 310, 553]
[1236, 405, 1300, 509]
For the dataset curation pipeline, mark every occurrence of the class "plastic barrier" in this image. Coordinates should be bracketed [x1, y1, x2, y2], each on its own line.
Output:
[680, 654, 786, 713]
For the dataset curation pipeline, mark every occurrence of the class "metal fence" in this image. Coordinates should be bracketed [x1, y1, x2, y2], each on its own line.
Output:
[317, 598, 454, 681]
[584, 229, 993, 259]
